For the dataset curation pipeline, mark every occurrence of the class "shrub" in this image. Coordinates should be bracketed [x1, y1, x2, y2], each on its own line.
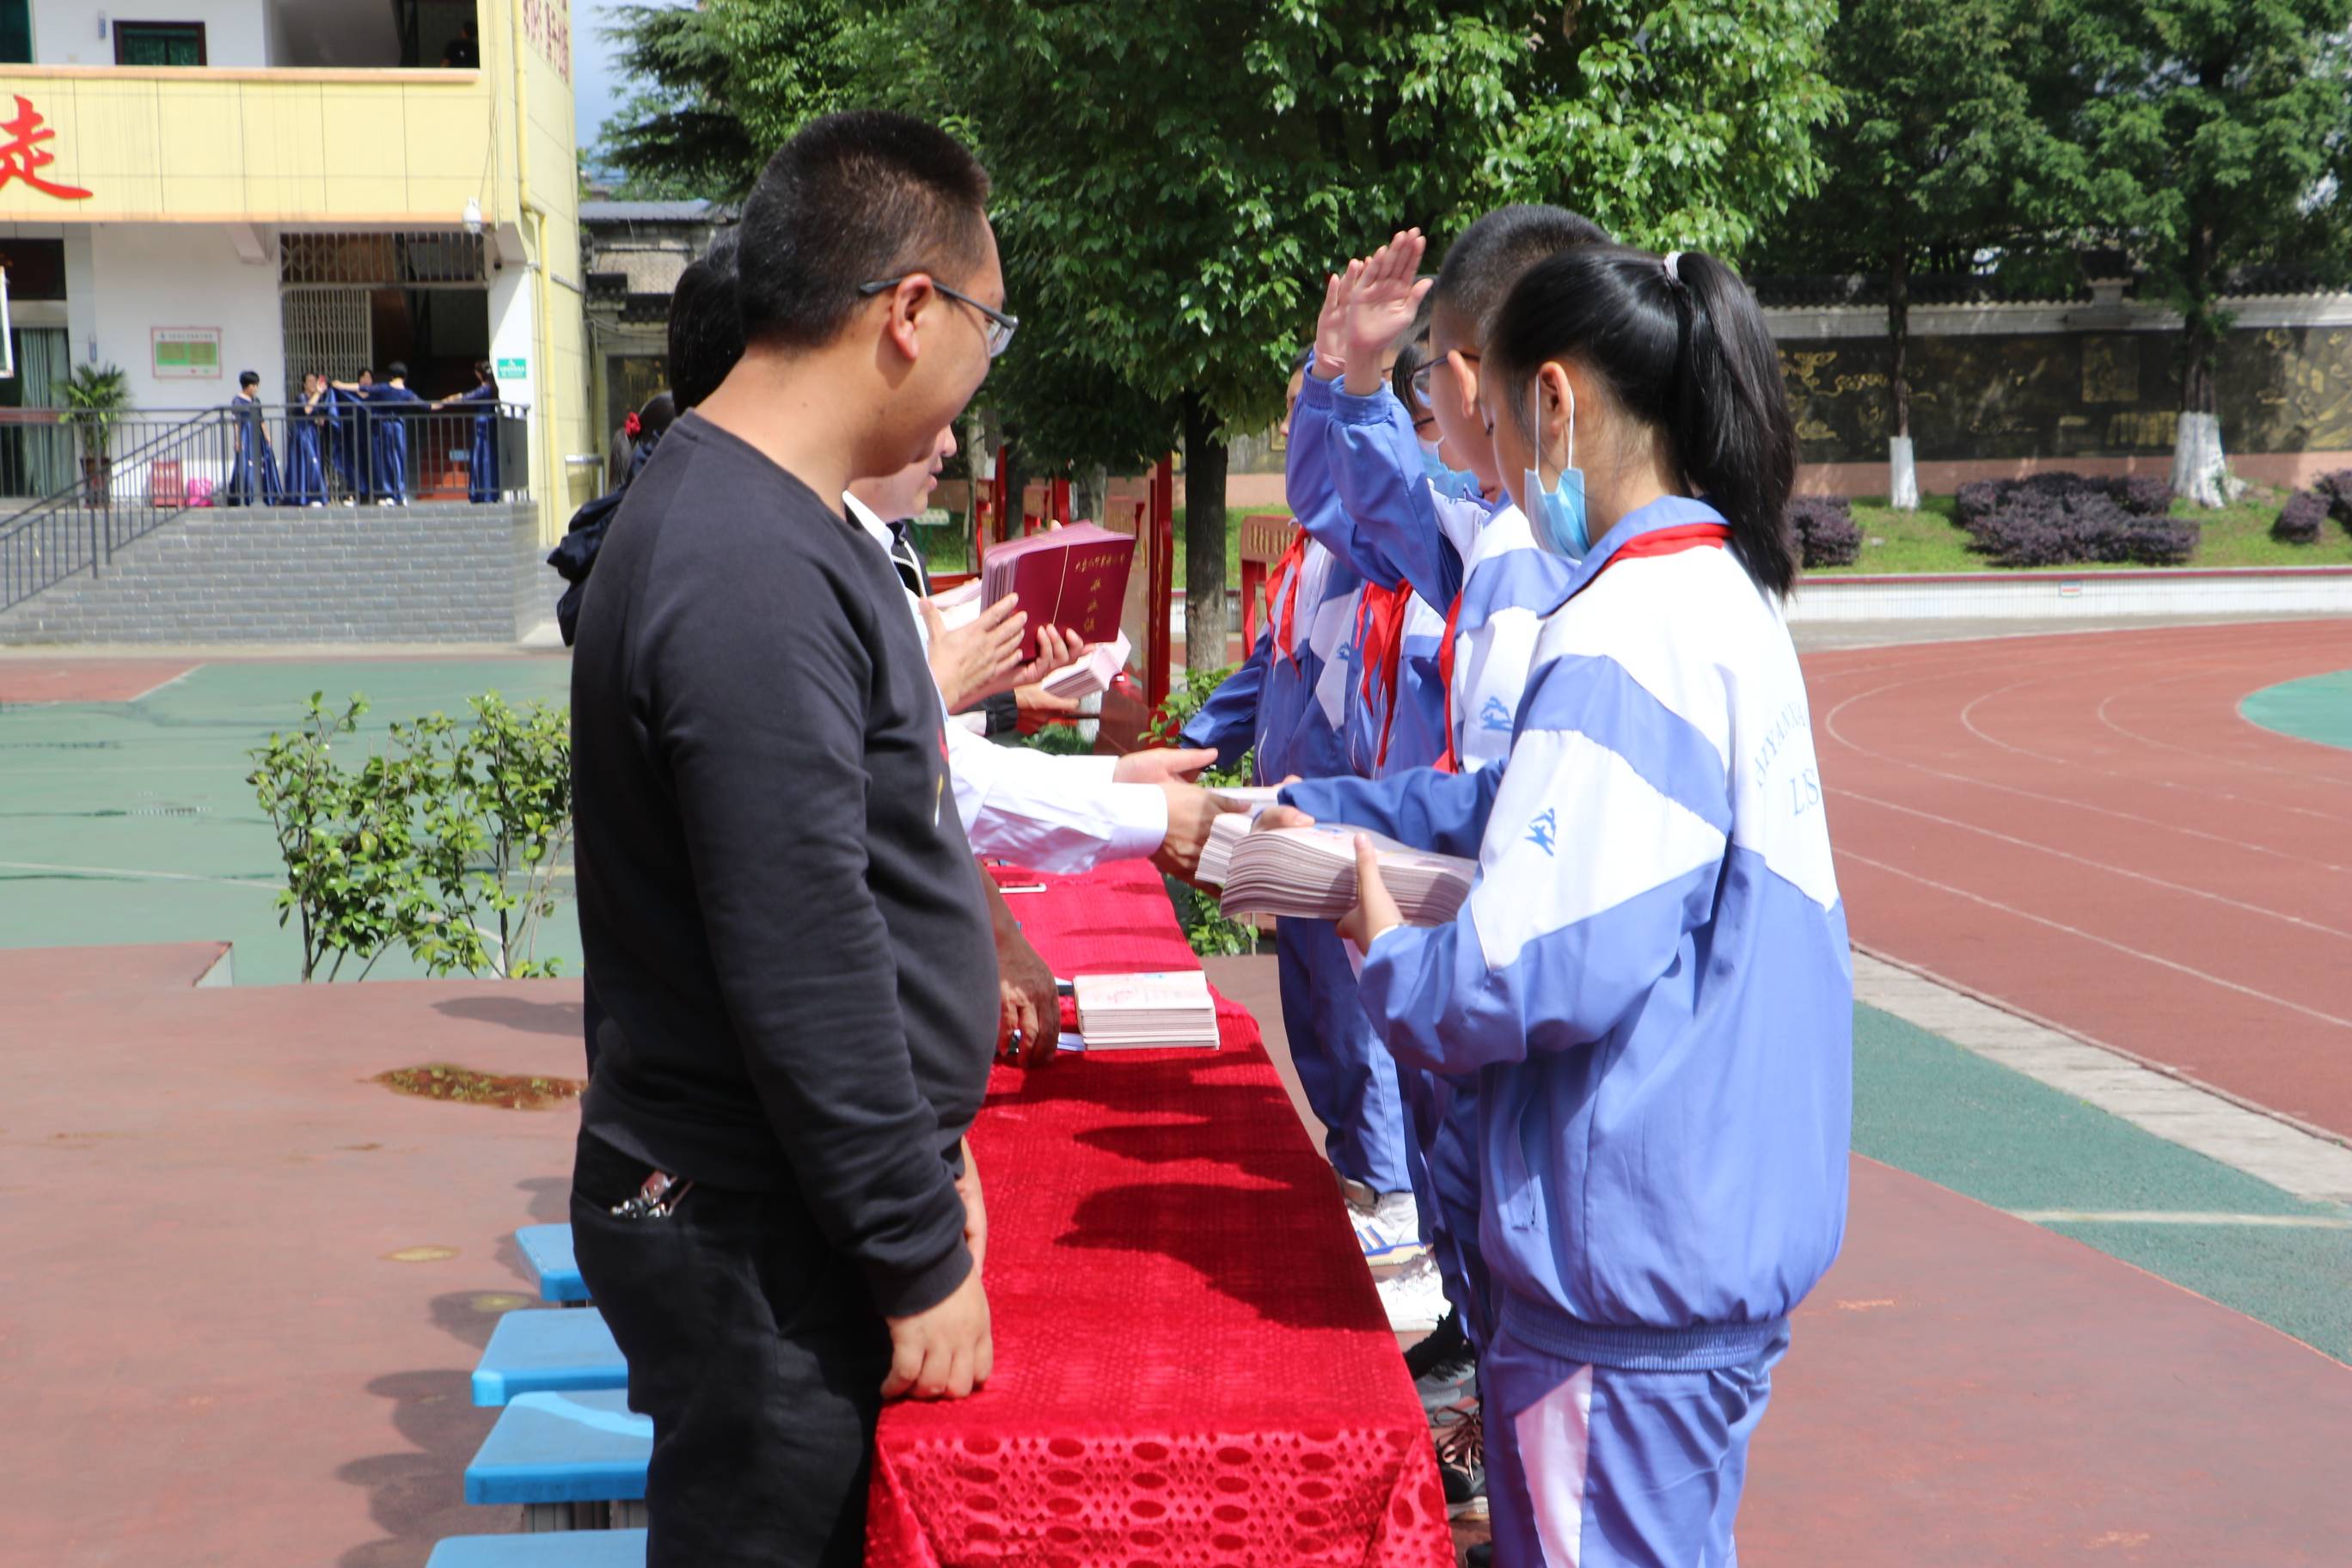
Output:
[1955, 480, 2005, 530]
[1970, 490, 2197, 568]
[2274, 489, 2331, 544]
[1787, 496, 1862, 568]
[1954, 473, 2172, 539]
[2311, 470, 2352, 532]
[2115, 475, 2174, 516]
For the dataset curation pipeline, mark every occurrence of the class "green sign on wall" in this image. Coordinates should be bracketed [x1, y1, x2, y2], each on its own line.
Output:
[495, 356, 528, 383]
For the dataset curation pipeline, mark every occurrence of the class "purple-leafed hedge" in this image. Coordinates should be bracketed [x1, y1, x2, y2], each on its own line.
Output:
[2274, 489, 2331, 544]
[1787, 495, 1862, 568]
[1953, 472, 2192, 567]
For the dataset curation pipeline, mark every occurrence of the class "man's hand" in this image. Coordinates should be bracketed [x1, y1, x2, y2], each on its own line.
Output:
[1341, 230, 1434, 397]
[954, 1138, 987, 1273]
[882, 1264, 992, 1400]
[1112, 745, 1217, 786]
[995, 917, 1062, 1068]
[1337, 833, 1404, 949]
[923, 596, 1027, 712]
[1152, 779, 1246, 882]
[1001, 623, 1087, 693]
[1311, 263, 1361, 381]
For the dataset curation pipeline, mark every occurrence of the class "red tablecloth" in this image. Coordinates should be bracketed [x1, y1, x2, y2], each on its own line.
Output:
[867, 861, 1453, 1568]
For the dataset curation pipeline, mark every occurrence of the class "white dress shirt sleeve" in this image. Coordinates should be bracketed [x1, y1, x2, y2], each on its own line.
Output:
[944, 726, 1169, 873]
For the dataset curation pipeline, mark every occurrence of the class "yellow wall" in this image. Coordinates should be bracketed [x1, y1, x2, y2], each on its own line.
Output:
[0, 1, 594, 543]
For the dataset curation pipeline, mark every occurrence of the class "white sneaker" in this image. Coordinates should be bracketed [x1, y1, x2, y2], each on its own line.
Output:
[1349, 1187, 1427, 1265]
[1377, 1254, 1449, 1333]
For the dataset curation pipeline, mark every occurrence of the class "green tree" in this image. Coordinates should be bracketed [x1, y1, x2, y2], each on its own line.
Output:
[2061, 0, 2352, 505]
[1768, 0, 2083, 507]
[601, 0, 1841, 666]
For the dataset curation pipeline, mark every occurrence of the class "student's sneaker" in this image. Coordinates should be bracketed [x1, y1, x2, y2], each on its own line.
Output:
[1348, 1186, 1427, 1264]
[1404, 1308, 1479, 1417]
[1377, 1254, 1449, 1333]
[1433, 1402, 1487, 1521]
[1466, 1544, 1494, 1567]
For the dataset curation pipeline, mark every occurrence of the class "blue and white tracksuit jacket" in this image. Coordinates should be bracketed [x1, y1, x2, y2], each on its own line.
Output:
[1294, 498, 1853, 1565]
[1294, 371, 1571, 1338]
[1185, 389, 1406, 1192]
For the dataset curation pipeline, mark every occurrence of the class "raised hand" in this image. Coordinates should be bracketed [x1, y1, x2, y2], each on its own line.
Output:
[1311, 261, 1362, 380]
[1340, 230, 1433, 396]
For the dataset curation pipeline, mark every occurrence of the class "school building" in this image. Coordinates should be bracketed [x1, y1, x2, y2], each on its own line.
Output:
[0, 0, 594, 546]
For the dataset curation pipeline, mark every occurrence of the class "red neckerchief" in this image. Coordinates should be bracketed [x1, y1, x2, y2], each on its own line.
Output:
[1438, 523, 1730, 770]
[1355, 583, 1412, 769]
[1269, 535, 1309, 663]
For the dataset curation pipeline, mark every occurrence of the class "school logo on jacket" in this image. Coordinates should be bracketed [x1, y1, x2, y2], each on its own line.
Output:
[1525, 807, 1557, 856]
[1479, 695, 1514, 733]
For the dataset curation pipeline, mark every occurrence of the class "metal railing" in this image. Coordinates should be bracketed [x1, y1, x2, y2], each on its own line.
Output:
[0, 401, 530, 616]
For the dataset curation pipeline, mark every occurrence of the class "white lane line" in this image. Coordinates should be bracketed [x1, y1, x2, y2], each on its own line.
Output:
[1853, 951, 2352, 1206]
[2102, 667, 2352, 791]
[1822, 676, 2352, 873]
[1831, 787, 2352, 942]
[1841, 854, 2352, 1033]
[2007, 1210, 2352, 1228]
[0, 859, 281, 890]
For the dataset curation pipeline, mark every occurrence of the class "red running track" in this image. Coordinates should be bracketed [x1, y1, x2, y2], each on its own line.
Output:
[1807, 618, 2352, 1139]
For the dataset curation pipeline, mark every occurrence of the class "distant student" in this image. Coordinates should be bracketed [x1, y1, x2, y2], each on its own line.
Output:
[222, 371, 280, 507]
[1290, 245, 1853, 1567]
[281, 372, 330, 506]
[334, 364, 426, 505]
[433, 359, 501, 502]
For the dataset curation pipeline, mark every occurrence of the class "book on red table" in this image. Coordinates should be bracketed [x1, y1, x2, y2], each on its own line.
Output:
[1072, 969, 1221, 1050]
[981, 523, 1136, 661]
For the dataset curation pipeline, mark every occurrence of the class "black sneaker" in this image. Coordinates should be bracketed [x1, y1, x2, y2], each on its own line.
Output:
[1433, 1402, 1487, 1521]
[1465, 1545, 1493, 1568]
[1406, 1308, 1478, 1416]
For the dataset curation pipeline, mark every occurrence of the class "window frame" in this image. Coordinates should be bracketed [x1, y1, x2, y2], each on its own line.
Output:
[113, 21, 210, 68]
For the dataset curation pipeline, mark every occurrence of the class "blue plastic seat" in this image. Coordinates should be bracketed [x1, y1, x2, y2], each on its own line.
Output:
[426, 1529, 646, 1566]
[472, 1308, 627, 1406]
[465, 1389, 650, 1516]
[515, 1223, 590, 1305]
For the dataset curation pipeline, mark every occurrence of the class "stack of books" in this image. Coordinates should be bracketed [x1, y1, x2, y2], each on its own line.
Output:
[981, 523, 1136, 660]
[1216, 824, 1477, 926]
[1196, 811, 1253, 890]
[1039, 631, 1131, 701]
[1072, 970, 1222, 1050]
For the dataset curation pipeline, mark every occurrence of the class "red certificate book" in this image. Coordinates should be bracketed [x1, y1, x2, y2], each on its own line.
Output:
[981, 523, 1136, 660]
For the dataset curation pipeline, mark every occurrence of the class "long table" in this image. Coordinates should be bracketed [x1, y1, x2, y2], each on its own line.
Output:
[866, 861, 1454, 1567]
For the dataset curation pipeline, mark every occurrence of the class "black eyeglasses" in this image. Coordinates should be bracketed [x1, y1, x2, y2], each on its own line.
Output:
[858, 275, 1020, 358]
[1410, 350, 1479, 407]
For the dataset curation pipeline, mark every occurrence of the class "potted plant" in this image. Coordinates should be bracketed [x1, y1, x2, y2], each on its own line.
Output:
[58, 361, 129, 503]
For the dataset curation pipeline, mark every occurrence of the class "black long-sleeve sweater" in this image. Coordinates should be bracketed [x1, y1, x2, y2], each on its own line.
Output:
[571, 412, 998, 1319]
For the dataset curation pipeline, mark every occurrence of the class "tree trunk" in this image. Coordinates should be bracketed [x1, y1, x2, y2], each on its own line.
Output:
[1180, 392, 1228, 676]
[2171, 220, 2231, 509]
[1886, 246, 1918, 510]
[1071, 463, 1110, 527]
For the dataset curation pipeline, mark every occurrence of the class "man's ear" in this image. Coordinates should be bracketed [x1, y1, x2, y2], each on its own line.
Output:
[880, 275, 934, 365]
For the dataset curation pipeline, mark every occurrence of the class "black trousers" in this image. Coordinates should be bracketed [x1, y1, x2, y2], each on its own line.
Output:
[570, 1130, 892, 1567]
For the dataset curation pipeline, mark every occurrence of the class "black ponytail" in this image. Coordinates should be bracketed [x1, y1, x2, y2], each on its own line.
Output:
[1485, 245, 1799, 597]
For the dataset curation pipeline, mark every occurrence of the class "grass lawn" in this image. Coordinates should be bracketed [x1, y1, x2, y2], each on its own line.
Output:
[1816, 484, 2352, 575]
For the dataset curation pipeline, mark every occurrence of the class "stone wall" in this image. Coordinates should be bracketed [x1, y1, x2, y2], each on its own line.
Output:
[0, 501, 548, 645]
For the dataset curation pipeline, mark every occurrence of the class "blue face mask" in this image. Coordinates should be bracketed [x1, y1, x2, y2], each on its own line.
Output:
[1519, 377, 1590, 560]
[1418, 436, 1461, 488]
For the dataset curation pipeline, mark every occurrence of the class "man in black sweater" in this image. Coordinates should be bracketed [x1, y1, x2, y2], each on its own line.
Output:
[568, 113, 1009, 1566]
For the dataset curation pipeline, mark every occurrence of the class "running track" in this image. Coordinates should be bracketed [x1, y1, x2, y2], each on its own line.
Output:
[1807, 619, 2352, 1140]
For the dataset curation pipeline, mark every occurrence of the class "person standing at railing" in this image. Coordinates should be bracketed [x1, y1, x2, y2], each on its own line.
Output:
[282, 372, 331, 508]
[433, 359, 501, 503]
[331, 369, 371, 501]
[224, 371, 282, 507]
[335, 364, 426, 505]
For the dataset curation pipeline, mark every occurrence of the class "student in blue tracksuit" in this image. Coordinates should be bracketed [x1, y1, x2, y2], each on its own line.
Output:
[336, 363, 427, 505]
[1286, 244, 1852, 1567]
[223, 371, 281, 506]
[434, 359, 501, 502]
[282, 372, 331, 506]
[1182, 353, 1414, 1253]
[1292, 212, 1617, 1448]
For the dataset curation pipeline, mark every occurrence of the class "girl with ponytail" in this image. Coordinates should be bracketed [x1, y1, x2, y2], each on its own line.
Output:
[1292, 245, 1852, 1565]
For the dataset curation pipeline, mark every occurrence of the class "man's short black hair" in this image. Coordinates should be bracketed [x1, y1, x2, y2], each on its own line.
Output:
[1432, 205, 1614, 334]
[237, 370, 259, 389]
[734, 111, 992, 352]
[386, 360, 408, 381]
[668, 225, 744, 410]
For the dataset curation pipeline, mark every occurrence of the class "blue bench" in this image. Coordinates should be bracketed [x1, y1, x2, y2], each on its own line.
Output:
[426, 1529, 646, 1566]
[466, 1389, 650, 1531]
[515, 1223, 590, 1305]
[472, 1308, 627, 1406]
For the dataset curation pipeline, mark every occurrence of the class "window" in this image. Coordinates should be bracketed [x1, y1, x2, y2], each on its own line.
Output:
[114, 21, 207, 67]
[0, 0, 29, 65]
